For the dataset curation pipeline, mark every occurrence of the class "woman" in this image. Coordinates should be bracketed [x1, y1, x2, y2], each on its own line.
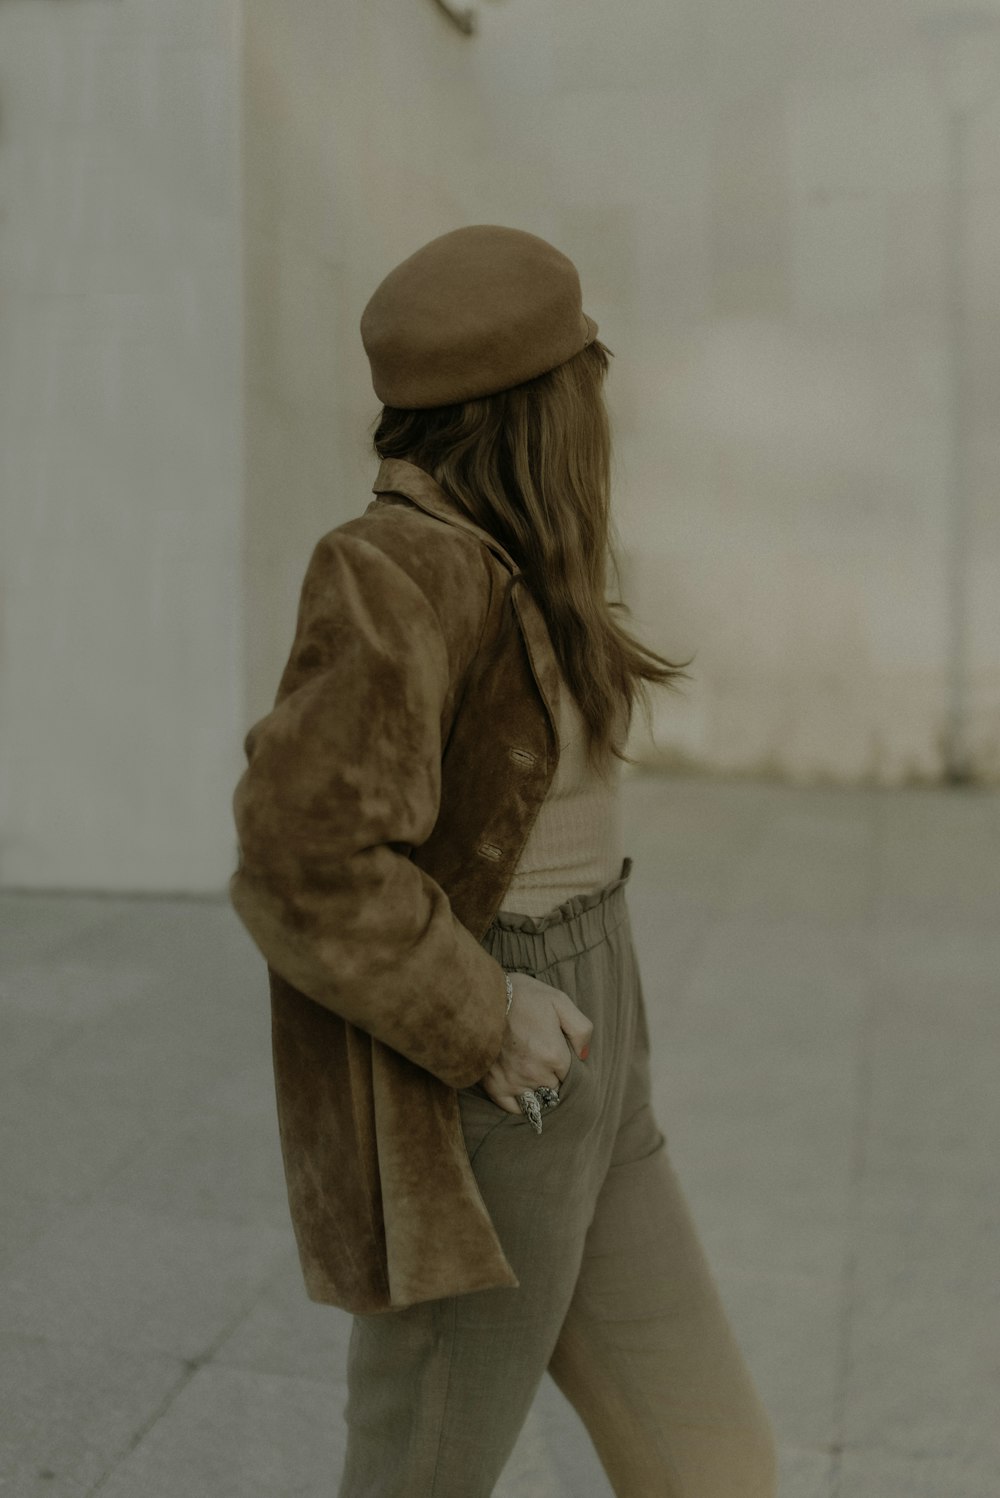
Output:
[230, 225, 777, 1497]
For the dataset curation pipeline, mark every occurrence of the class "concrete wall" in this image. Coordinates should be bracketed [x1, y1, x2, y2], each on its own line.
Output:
[244, 0, 1000, 793]
[2, 0, 998, 892]
[0, 0, 244, 891]
[540, 2, 1000, 787]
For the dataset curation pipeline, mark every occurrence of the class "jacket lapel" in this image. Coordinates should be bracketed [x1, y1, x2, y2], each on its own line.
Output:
[370, 458, 561, 754]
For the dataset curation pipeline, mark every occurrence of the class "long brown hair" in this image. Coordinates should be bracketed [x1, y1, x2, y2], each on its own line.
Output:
[369, 338, 695, 774]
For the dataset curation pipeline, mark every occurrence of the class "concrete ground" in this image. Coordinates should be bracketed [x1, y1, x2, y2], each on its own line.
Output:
[1, 775, 998, 1497]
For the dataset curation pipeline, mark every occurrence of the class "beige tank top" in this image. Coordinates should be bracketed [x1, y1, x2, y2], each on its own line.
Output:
[498, 672, 626, 918]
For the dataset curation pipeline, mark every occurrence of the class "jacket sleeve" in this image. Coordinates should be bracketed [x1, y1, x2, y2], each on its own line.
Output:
[228, 526, 509, 1091]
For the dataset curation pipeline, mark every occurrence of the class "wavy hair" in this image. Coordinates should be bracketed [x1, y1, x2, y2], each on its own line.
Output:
[369, 338, 694, 775]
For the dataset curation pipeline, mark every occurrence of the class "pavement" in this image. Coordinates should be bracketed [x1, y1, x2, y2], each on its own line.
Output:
[1, 773, 998, 1497]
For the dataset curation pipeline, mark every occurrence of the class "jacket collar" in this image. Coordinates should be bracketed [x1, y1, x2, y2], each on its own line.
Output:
[371, 459, 520, 576]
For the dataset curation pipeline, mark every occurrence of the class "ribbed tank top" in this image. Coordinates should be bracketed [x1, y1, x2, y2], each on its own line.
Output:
[498, 671, 626, 918]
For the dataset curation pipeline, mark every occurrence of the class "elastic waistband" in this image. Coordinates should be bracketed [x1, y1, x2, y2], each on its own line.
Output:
[481, 855, 633, 969]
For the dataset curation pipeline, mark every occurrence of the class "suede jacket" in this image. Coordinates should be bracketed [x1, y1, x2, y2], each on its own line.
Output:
[228, 457, 564, 1314]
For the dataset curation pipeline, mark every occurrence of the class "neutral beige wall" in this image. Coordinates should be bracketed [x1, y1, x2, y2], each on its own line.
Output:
[517, 1, 1000, 786]
[3, 0, 997, 892]
[0, 0, 244, 891]
[244, 0, 1000, 791]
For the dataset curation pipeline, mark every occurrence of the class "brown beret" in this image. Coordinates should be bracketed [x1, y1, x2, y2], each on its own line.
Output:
[360, 224, 599, 410]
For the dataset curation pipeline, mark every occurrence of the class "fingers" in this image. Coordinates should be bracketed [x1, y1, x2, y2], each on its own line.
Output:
[489, 1093, 526, 1116]
[489, 1056, 572, 1111]
[559, 1023, 593, 1060]
[549, 992, 595, 1057]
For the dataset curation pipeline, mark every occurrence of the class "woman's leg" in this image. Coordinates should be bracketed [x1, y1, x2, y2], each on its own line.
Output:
[547, 1055, 779, 1496]
[337, 1045, 603, 1498]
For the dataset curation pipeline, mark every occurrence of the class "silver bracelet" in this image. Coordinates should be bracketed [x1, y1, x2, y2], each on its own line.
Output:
[503, 970, 514, 1016]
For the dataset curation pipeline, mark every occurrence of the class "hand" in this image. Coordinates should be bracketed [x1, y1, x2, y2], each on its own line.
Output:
[475, 971, 594, 1115]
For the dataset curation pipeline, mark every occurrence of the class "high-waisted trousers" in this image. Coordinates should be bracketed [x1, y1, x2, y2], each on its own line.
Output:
[337, 856, 778, 1498]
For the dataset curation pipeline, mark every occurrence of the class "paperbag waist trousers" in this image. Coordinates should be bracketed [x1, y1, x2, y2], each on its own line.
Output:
[337, 855, 778, 1498]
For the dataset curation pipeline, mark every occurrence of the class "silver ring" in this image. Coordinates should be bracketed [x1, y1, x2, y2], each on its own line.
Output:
[517, 1085, 561, 1136]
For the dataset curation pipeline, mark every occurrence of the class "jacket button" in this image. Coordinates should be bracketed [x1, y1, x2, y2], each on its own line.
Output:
[478, 842, 504, 861]
[508, 746, 536, 767]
